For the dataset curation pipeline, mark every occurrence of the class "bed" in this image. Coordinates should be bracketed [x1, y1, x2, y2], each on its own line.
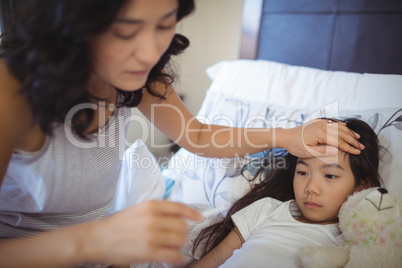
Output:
[113, 1, 402, 267]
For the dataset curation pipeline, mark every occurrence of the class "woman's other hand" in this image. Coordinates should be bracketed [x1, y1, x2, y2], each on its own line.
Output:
[84, 200, 202, 266]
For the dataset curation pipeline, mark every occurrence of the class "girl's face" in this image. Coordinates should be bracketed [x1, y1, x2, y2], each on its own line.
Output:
[293, 152, 357, 225]
[91, 0, 178, 91]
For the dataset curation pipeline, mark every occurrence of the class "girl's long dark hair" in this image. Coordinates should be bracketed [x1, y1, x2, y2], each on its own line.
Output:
[193, 118, 382, 258]
[0, 0, 194, 138]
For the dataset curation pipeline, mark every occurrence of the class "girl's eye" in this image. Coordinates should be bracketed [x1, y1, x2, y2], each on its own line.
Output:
[297, 171, 308, 176]
[325, 174, 338, 179]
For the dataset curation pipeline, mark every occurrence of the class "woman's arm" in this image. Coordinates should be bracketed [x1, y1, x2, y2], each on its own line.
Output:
[193, 227, 244, 268]
[0, 201, 202, 268]
[0, 59, 33, 186]
[138, 83, 363, 158]
[0, 73, 88, 267]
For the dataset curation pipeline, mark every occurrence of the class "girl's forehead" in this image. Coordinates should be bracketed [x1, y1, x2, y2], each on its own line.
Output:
[298, 151, 350, 169]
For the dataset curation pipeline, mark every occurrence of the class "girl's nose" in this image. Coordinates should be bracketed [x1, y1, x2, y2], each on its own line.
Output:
[305, 177, 320, 195]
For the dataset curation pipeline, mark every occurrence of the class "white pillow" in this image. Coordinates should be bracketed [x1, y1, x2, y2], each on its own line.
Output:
[164, 92, 402, 207]
[164, 91, 273, 208]
[108, 139, 165, 213]
[206, 60, 402, 111]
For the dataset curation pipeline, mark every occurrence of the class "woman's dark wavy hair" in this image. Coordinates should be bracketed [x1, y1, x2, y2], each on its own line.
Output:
[0, 0, 194, 138]
[193, 118, 382, 258]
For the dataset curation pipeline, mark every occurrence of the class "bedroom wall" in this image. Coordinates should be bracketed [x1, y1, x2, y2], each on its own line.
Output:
[127, 0, 245, 160]
[174, 0, 244, 115]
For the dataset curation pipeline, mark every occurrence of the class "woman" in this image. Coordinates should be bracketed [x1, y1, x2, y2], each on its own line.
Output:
[0, 0, 363, 267]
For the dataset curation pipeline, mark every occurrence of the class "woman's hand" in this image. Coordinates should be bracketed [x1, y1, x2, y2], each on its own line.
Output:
[84, 200, 202, 266]
[279, 119, 364, 158]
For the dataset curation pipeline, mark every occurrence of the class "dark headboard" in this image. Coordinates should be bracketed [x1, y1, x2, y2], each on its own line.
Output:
[0, 0, 14, 34]
[240, 0, 402, 75]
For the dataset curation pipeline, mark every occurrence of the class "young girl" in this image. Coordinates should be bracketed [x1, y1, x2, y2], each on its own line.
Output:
[0, 0, 363, 267]
[193, 118, 381, 268]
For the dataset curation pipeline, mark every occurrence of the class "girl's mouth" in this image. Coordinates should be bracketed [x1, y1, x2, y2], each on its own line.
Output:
[304, 202, 322, 208]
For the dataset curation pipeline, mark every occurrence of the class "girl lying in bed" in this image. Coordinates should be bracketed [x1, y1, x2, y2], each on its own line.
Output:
[192, 118, 382, 268]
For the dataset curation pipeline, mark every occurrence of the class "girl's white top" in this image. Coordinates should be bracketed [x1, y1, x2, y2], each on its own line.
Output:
[220, 197, 340, 268]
